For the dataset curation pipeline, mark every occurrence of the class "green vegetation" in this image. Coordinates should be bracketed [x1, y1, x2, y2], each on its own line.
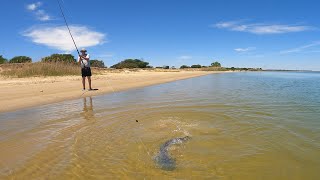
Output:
[9, 56, 32, 63]
[1, 63, 80, 78]
[41, 54, 76, 63]
[90, 59, 105, 68]
[201, 67, 228, 71]
[211, 61, 221, 67]
[0, 55, 8, 64]
[111, 59, 149, 69]
[180, 65, 190, 69]
[0, 53, 263, 78]
[225, 67, 262, 71]
[191, 64, 202, 68]
[179, 61, 223, 69]
[163, 65, 170, 69]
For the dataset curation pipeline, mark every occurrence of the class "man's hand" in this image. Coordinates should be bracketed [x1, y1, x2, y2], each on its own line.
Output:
[79, 55, 89, 61]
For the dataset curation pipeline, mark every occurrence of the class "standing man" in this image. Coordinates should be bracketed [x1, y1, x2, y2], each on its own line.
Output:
[78, 48, 93, 91]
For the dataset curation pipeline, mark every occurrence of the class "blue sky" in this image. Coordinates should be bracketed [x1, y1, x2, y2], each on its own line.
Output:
[1, 0, 320, 70]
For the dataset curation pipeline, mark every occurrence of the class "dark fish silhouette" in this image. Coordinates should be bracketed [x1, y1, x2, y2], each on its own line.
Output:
[155, 136, 191, 171]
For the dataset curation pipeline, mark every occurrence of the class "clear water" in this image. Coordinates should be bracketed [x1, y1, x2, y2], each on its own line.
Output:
[0, 72, 319, 179]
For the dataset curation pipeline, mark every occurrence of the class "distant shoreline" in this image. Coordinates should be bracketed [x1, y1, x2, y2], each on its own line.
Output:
[0, 70, 228, 113]
[263, 69, 315, 72]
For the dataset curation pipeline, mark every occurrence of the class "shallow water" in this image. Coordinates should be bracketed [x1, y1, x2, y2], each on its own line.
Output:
[0, 72, 320, 179]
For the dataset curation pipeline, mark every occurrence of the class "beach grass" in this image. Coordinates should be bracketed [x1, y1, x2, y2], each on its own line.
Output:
[0, 62, 81, 77]
[0, 63, 233, 78]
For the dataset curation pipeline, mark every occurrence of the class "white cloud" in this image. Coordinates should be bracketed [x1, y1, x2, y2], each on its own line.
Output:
[96, 53, 114, 58]
[26, 2, 52, 21]
[234, 47, 256, 52]
[35, 10, 51, 21]
[214, 21, 312, 34]
[215, 21, 238, 29]
[177, 56, 192, 60]
[23, 25, 106, 52]
[26, 2, 42, 11]
[280, 41, 320, 54]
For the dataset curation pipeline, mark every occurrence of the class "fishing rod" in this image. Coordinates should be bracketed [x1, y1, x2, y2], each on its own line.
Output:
[55, 0, 151, 157]
[56, 0, 84, 65]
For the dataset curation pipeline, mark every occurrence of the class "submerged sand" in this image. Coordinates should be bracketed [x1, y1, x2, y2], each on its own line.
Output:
[0, 70, 224, 113]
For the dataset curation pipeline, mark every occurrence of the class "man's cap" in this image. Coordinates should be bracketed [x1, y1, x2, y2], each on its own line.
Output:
[80, 48, 87, 52]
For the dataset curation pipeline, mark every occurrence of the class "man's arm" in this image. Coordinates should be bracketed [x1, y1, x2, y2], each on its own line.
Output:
[79, 55, 89, 61]
[78, 56, 82, 65]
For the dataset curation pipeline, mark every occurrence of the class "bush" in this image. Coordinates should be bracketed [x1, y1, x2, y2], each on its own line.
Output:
[180, 65, 190, 69]
[163, 65, 170, 69]
[41, 54, 76, 63]
[191, 64, 202, 68]
[90, 59, 105, 68]
[211, 61, 221, 67]
[111, 59, 149, 69]
[0, 55, 7, 64]
[9, 56, 32, 63]
[201, 67, 227, 71]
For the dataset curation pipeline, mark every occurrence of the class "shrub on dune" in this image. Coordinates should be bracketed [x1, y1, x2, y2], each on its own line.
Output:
[111, 59, 149, 69]
[9, 56, 32, 63]
[0, 55, 8, 64]
[41, 54, 76, 64]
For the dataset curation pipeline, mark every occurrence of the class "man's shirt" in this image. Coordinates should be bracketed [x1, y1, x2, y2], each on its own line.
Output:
[78, 54, 90, 68]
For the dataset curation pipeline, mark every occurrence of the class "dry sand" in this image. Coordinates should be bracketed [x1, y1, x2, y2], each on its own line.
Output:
[0, 70, 225, 113]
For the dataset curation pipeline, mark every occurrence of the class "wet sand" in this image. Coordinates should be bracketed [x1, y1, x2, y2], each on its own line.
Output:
[1, 72, 319, 179]
[0, 70, 223, 113]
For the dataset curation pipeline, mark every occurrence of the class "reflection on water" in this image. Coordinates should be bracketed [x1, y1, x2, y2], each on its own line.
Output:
[81, 97, 95, 121]
[0, 72, 320, 179]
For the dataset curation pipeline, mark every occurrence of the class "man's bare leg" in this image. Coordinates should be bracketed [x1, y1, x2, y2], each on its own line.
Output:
[82, 77, 86, 90]
[88, 76, 92, 90]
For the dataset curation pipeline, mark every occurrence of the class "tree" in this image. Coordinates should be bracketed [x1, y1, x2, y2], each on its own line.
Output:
[163, 65, 169, 69]
[41, 54, 76, 63]
[0, 55, 8, 64]
[211, 61, 221, 67]
[111, 59, 149, 69]
[191, 64, 202, 68]
[180, 65, 190, 69]
[9, 56, 32, 63]
[90, 59, 105, 68]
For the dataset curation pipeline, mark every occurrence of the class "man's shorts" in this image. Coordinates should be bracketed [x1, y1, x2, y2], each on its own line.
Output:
[81, 67, 92, 77]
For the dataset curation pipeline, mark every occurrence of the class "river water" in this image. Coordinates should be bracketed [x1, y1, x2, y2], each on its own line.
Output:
[0, 72, 319, 179]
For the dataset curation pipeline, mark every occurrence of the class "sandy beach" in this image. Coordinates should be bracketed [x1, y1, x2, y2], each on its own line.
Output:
[0, 70, 223, 113]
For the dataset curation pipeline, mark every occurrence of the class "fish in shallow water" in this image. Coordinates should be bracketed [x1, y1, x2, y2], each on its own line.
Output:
[154, 136, 191, 171]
